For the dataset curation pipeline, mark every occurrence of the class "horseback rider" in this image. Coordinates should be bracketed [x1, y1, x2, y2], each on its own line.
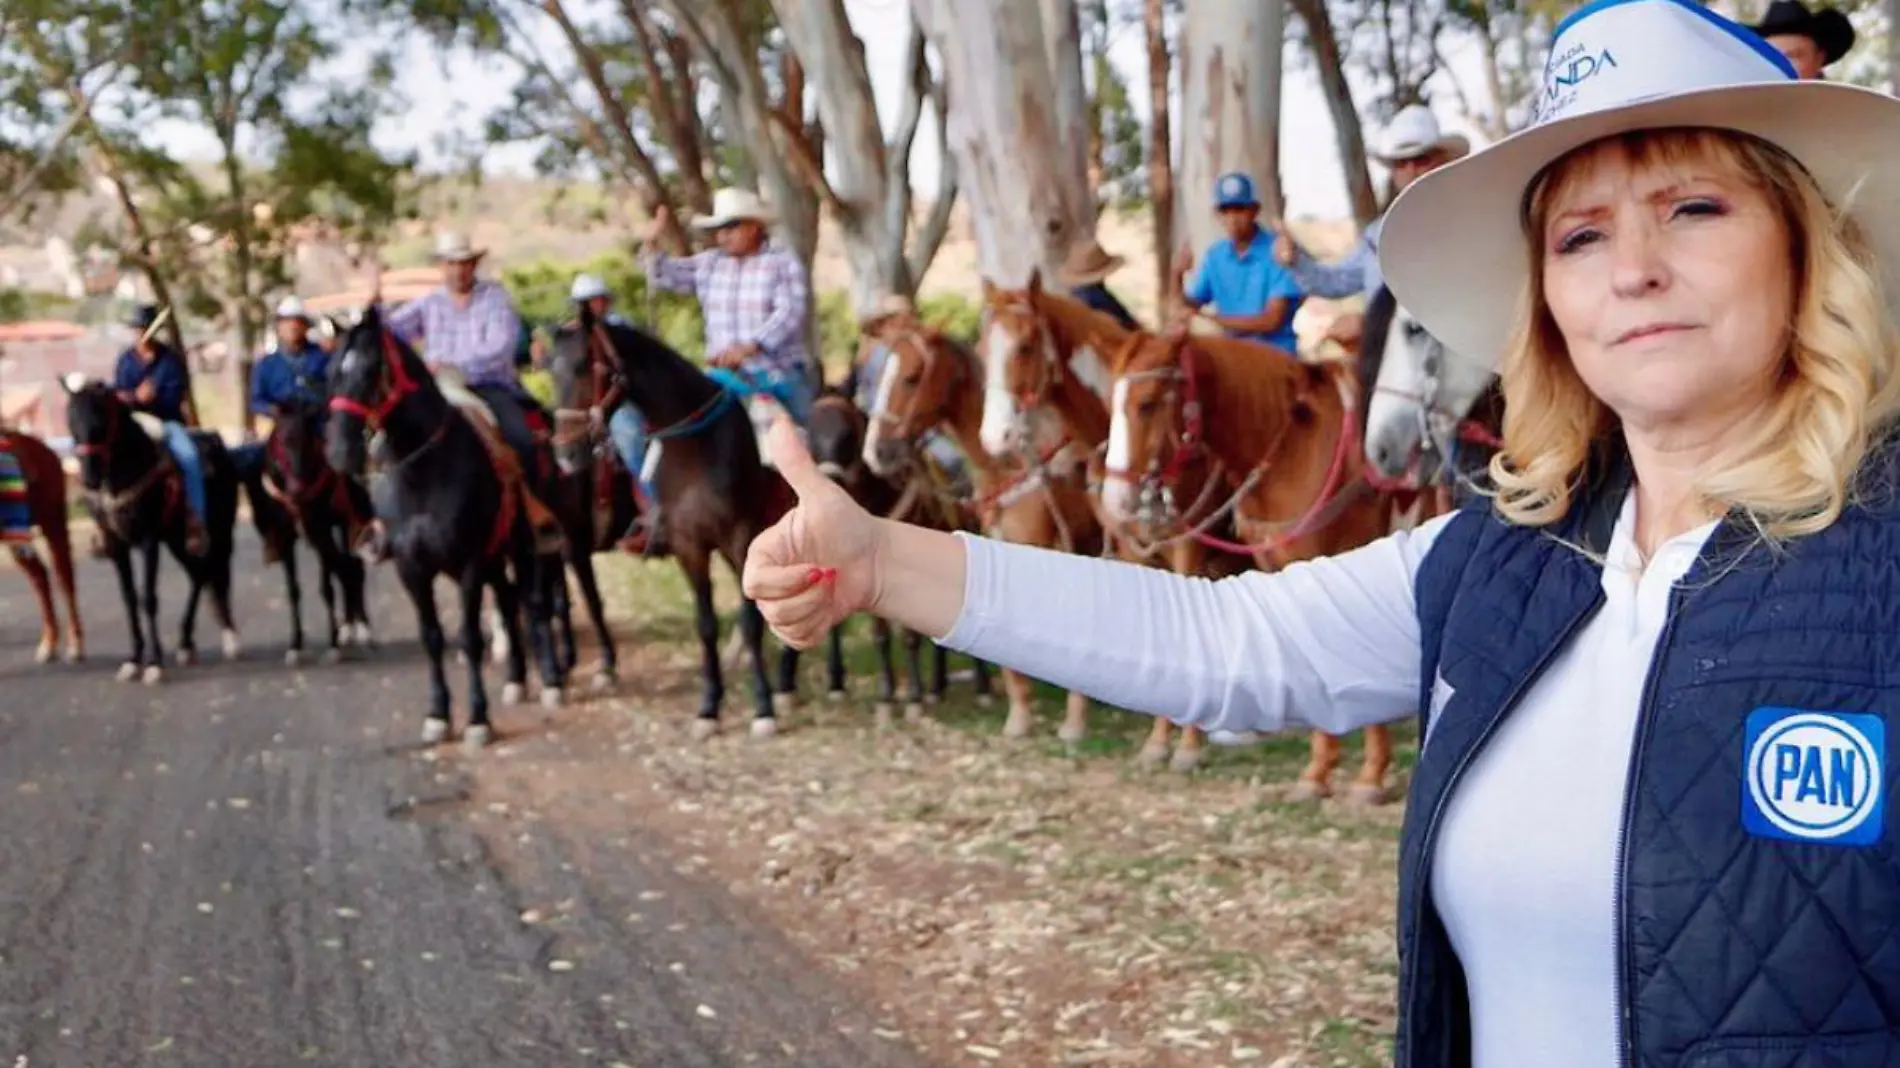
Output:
[230, 296, 343, 563]
[1748, 0, 1857, 78]
[620, 188, 816, 556]
[1170, 173, 1308, 355]
[565, 272, 653, 488]
[358, 232, 560, 557]
[1054, 240, 1141, 331]
[110, 303, 209, 557]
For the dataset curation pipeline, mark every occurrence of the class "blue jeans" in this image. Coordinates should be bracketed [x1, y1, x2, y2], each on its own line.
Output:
[161, 422, 207, 524]
[608, 365, 816, 498]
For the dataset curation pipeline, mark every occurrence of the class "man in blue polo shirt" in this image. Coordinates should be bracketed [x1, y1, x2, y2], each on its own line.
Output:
[1171, 172, 1305, 355]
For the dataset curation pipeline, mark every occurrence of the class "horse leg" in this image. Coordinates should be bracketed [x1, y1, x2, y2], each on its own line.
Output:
[108, 546, 144, 681]
[340, 552, 373, 648]
[551, 559, 577, 676]
[1000, 668, 1036, 738]
[871, 619, 898, 727]
[566, 548, 616, 691]
[901, 628, 927, 721]
[522, 550, 566, 708]
[138, 537, 166, 681]
[42, 514, 83, 661]
[1059, 689, 1089, 745]
[971, 657, 994, 706]
[683, 555, 724, 740]
[459, 565, 499, 752]
[311, 527, 343, 662]
[398, 560, 452, 744]
[740, 598, 776, 735]
[11, 546, 57, 663]
[281, 532, 306, 666]
[824, 620, 848, 702]
[1290, 731, 1343, 801]
[1346, 725, 1395, 806]
[208, 521, 240, 661]
[772, 637, 801, 712]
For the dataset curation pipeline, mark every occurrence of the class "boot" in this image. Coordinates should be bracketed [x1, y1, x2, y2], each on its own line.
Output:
[183, 511, 209, 557]
[354, 518, 391, 564]
[521, 491, 567, 556]
[617, 491, 669, 558]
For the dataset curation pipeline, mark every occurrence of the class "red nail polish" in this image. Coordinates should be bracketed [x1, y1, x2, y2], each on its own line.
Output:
[806, 567, 826, 584]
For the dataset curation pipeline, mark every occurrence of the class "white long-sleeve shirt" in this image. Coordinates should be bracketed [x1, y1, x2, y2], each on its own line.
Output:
[939, 494, 1717, 1068]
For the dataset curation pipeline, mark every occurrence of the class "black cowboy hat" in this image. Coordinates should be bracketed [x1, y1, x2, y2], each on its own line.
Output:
[123, 302, 160, 330]
[1749, 0, 1856, 65]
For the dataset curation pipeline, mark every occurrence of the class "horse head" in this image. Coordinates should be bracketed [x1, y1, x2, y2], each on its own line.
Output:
[547, 315, 611, 476]
[1360, 286, 1495, 482]
[325, 304, 426, 477]
[269, 398, 334, 501]
[859, 323, 969, 478]
[60, 374, 134, 491]
[1100, 332, 1202, 523]
[805, 387, 870, 484]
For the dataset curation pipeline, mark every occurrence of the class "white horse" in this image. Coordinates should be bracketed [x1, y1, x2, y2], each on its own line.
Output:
[1360, 287, 1499, 485]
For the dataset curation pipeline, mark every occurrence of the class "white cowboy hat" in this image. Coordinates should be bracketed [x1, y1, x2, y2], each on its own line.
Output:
[691, 188, 776, 230]
[432, 231, 484, 262]
[273, 295, 310, 321]
[1378, 0, 1900, 369]
[1371, 105, 1472, 165]
[569, 273, 610, 302]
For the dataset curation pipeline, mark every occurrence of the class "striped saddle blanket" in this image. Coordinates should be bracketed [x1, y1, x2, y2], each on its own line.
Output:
[0, 447, 31, 543]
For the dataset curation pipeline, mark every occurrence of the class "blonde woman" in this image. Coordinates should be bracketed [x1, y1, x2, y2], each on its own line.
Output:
[739, 0, 1900, 1062]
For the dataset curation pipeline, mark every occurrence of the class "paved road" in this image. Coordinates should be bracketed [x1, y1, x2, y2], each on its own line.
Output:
[0, 534, 923, 1067]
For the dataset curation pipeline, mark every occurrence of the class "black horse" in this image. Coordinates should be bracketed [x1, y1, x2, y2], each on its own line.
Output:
[247, 398, 374, 665]
[324, 308, 566, 752]
[804, 385, 995, 722]
[62, 380, 241, 681]
[550, 307, 798, 740]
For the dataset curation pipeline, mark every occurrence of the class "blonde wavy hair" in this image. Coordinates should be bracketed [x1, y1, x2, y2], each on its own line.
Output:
[1488, 127, 1900, 541]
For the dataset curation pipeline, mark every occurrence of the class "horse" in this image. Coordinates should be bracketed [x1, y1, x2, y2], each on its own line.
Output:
[0, 428, 84, 663]
[860, 316, 1104, 743]
[324, 307, 567, 752]
[555, 304, 799, 741]
[977, 274, 1254, 771]
[1104, 331, 1401, 803]
[807, 379, 995, 723]
[61, 379, 242, 682]
[248, 399, 375, 665]
[1359, 286, 1504, 507]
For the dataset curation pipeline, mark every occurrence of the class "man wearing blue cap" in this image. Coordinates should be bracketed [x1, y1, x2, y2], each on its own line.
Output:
[1170, 172, 1305, 355]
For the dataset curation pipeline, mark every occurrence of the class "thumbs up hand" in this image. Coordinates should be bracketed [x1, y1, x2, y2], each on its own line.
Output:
[743, 415, 886, 648]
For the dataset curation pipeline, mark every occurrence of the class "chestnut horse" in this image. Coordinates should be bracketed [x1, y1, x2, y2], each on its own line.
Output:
[860, 321, 1103, 742]
[979, 274, 1252, 772]
[1105, 331, 1399, 803]
[0, 429, 84, 663]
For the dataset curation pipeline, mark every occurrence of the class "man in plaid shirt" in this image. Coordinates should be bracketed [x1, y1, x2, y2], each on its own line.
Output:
[611, 187, 815, 555]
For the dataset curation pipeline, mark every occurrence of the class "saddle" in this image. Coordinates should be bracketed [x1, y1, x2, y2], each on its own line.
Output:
[434, 370, 566, 556]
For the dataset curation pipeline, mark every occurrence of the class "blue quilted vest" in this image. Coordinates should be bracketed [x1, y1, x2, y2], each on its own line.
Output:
[1400, 449, 1900, 1067]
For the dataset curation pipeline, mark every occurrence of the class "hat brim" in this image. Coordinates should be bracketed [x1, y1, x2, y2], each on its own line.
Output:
[691, 211, 774, 230]
[1371, 134, 1473, 166]
[432, 247, 485, 262]
[1750, 8, 1856, 62]
[1379, 80, 1900, 373]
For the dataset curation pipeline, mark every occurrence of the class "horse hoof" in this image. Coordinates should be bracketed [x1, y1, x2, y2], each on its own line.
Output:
[974, 694, 996, 708]
[221, 629, 242, 660]
[500, 682, 524, 706]
[1002, 710, 1033, 739]
[64, 643, 84, 664]
[174, 648, 195, 667]
[1168, 747, 1205, 774]
[689, 718, 719, 742]
[772, 692, 800, 714]
[285, 649, 302, 668]
[826, 689, 848, 703]
[539, 687, 563, 710]
[117, 661, 139, 682]
[141, 665, 164, 686]
[34, 641, 54, 664]
[1057, 723, 1088, 745]
[873, 702, 895, 730]
[422, 718, 451, 745]
[1346, 782, 1393, 807]
[750, 718, 778, 740]
[1135, 743, 1170, 768]
[352, 623, 376, 648]
[904, 702, 927, 724]
[590, 672, 615, 694]
[322, 647, 343, 666]
[463, 724, 493, 754]
[1285, 779, 1331, 803]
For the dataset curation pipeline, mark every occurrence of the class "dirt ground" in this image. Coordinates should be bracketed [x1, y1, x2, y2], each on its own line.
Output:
[458, 557, 1411, 1068]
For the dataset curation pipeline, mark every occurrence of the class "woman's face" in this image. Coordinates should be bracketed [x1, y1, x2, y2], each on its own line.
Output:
[1539, 137, 1795, 440]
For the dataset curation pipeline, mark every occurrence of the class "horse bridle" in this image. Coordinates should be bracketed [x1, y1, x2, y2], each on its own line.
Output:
[867, 326, 965, 445]
[984, 298, 1064, 441]
[327, 326, 451, 468]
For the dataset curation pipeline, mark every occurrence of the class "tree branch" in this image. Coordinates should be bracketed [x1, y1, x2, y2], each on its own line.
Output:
[769, 108, 846, 219]
[905, 77, 956, 284]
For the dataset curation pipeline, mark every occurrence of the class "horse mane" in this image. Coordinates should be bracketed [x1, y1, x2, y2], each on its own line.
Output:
[1027, 287, 1132, 347]
[1118, 331, 1332, 438]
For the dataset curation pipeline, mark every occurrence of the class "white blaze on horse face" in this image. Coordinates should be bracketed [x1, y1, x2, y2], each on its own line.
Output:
[1071, 345, 1113, 401]
[860, 353, 901, 475]
[979, 321, 1018, 456]
[1101, 376, 1136, 519]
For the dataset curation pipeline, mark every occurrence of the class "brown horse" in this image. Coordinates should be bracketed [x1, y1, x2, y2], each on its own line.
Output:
[860, 321, 1103, 743]
[1105, 331, 1400, 803]
[0, 429, 83, 663]
[979, 274, 1253, 772]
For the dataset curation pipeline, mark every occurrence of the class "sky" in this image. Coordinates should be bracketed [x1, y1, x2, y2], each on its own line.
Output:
[147, 0, 1511, 222]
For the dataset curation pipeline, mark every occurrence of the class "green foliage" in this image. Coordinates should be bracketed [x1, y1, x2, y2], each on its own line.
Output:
[0, 287, 79, 323]
[812, 288, 983, 377]
[498, 250, 707, 360]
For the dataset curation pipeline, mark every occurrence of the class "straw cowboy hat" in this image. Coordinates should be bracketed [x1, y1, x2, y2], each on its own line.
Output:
[859, 293, 914, 331]
[432, 231, 484, 262]
[692, 187, 776, 230]
[1378, 0, 1900, 368]
[1370, 105, 1473, 165]
[1749, 0, 1857, 65]
[1055, 240, 1127, 287]
[273, 295, 310, 322]
[569, 273, 611, 303]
